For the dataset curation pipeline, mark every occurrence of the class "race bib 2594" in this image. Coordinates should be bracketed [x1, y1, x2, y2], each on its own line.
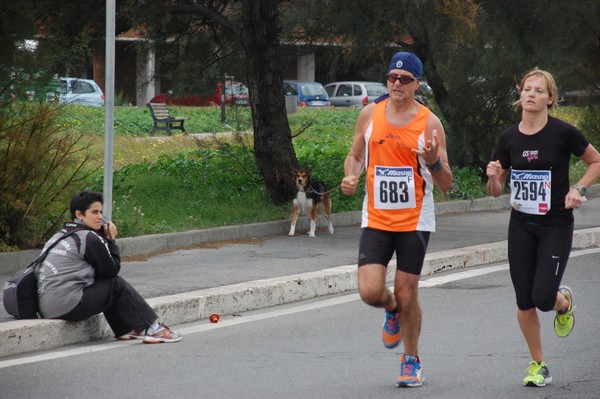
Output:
[510, 169, 551, 215]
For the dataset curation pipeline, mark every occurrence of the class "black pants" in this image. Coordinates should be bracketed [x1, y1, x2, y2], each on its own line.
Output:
[508, 215, 573, 312]
[60, 276, 158, 336]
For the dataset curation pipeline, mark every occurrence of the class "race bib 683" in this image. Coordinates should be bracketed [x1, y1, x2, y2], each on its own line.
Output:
[374, 166, 416, 209]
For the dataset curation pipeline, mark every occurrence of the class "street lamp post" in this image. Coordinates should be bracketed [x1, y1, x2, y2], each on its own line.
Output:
[103, 0, 115, 220]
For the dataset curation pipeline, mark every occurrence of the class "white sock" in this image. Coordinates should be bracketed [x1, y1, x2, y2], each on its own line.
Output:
[150, 321, 160, 331]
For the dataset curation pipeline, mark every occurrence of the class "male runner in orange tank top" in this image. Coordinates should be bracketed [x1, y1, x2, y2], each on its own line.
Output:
[341, 52, 453, 387]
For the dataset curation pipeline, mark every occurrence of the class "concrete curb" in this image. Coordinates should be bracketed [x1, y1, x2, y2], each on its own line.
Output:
[2, 227, 599, 359]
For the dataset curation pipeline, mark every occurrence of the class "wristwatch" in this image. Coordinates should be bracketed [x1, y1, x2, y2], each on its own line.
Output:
[426, 157, 443, 172]
[570, 184, 587, 196]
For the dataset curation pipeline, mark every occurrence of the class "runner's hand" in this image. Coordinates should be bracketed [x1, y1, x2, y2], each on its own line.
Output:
[565, 188, 586, 209]
[486, 160, 502, 180]
[412, 129, 439, 165]
[341, 175, 359, 196]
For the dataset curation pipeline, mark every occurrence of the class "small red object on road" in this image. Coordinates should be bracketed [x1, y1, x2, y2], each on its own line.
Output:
[209, 313, 220, 323]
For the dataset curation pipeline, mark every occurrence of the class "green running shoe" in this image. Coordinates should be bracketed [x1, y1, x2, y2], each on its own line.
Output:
[523, 361, 552, 387]
[554, 286, 575, 338]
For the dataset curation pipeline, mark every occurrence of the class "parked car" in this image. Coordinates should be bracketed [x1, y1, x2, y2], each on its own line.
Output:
[415, 80, 434, 106]
[59, 77, 105, 107]
[324, 81, 388, 107]
[150, 80, 249, 106]
[283, 80, 331, 107]
[561, 86, 600, 105]
[223, 81, 250, 105]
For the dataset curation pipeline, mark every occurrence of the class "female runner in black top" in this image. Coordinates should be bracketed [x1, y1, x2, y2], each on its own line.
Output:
[486, 68, 600, 387]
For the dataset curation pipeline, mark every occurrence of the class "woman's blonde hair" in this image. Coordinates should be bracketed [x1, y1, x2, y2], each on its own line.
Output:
[512, 68, 559, 111]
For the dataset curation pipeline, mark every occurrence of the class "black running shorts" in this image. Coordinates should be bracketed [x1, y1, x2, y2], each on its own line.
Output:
[358, 228, 430, 275]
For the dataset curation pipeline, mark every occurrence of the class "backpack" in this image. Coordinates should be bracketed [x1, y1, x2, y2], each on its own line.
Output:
[3, 230, 81, 319]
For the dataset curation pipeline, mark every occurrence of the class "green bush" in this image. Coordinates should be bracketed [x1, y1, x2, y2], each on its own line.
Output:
[580, 105, 600, 148]
[444, 167, 489, 200]
[0, 102, 99, 250]
[98, 149, 288, 237]
[294, 130, 364, 213]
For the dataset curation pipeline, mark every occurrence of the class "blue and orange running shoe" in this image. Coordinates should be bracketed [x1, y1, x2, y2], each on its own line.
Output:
[396, 354, 424, 387]
[382, 309, 401, 349]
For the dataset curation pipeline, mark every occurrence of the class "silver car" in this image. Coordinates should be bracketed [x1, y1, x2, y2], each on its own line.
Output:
[59, 77, 105, 106]
[324, 81, 388, 107]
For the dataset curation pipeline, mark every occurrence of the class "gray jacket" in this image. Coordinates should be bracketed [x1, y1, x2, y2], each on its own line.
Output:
[36, 222, 121, 318]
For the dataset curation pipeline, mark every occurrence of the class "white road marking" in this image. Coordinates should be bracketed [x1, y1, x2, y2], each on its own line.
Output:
[1, 247, 598, 369]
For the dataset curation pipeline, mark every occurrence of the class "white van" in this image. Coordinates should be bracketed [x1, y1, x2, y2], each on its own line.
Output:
[59, 77, 104, 107]
[324, 81, 388, 107]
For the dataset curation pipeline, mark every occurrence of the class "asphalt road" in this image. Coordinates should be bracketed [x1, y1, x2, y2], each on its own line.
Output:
[1, 249, 598, 399]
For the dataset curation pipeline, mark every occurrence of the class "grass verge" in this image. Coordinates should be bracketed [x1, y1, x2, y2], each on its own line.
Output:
[19, 104, 600, 241]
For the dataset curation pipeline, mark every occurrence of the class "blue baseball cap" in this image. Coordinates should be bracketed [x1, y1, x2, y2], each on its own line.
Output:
[388, 52, 423, 80]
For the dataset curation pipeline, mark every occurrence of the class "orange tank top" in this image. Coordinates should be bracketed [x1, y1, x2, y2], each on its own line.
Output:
[361, 99, 436, 232]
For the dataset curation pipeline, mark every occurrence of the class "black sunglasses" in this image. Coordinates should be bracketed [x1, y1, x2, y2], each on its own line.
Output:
[386, 74, 418, 85]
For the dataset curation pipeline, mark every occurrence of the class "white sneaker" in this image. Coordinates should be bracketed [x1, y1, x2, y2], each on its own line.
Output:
[143, 323, 182, 344]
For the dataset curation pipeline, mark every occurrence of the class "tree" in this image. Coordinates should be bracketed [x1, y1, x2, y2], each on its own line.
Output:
[237, 1, 298, 203]
[407, 0, 520, 169]
[0, 0, 49, 97]
[285, 0, 600, 171]
[6, 0, 599, 196]
[138, 0, 298, 205]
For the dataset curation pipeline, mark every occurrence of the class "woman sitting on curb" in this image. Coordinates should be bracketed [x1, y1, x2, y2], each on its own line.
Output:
[35, 190, 181, 344]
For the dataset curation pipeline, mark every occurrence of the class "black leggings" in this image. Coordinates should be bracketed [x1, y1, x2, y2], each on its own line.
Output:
[60, 276, 158, 336]
[508, 215, 573, 311]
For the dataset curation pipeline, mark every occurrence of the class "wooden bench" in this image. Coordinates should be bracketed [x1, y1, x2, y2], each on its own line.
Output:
[147, 102, 190, 136]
